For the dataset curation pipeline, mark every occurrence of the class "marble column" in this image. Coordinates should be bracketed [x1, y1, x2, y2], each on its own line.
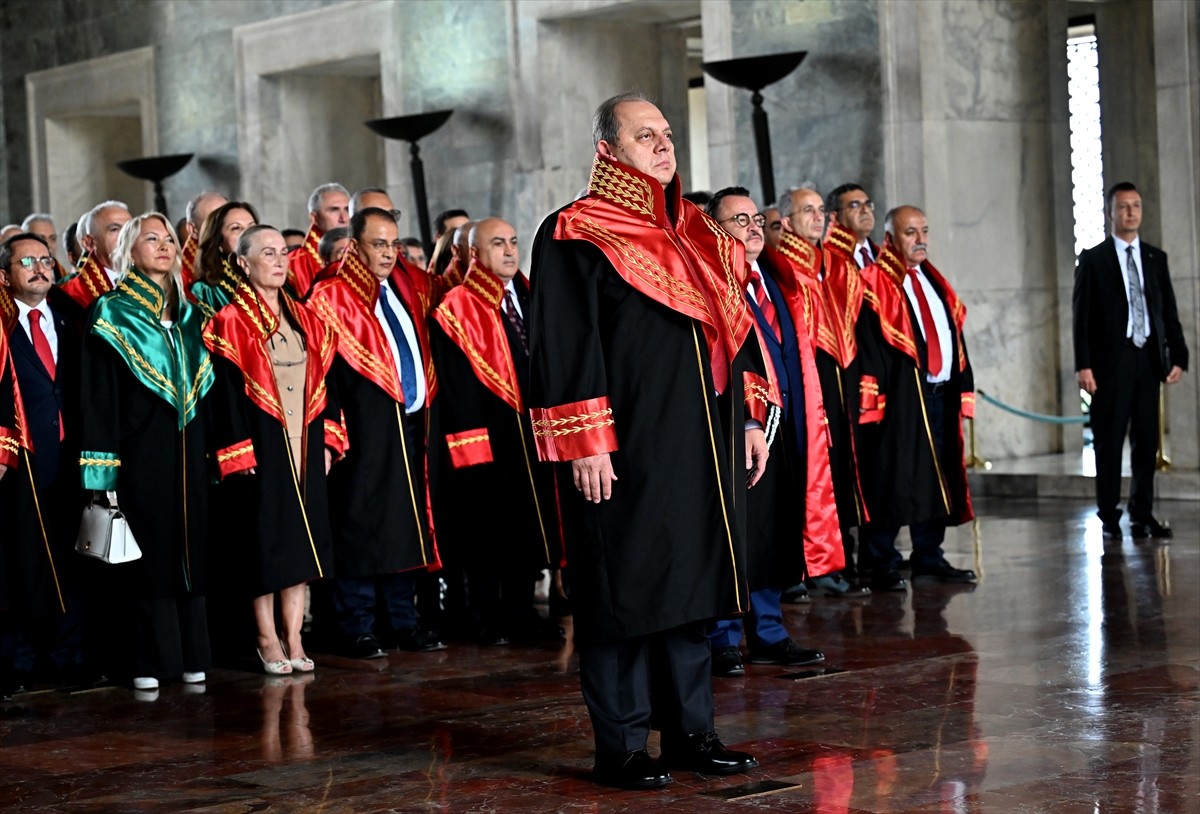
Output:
[879, 0, 1075, 461]
[1151, 0, 1199, 468]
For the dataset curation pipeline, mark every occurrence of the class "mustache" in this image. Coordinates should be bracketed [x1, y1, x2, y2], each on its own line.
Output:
[913, 243, 928, 253]
[30, 274, 50, 283]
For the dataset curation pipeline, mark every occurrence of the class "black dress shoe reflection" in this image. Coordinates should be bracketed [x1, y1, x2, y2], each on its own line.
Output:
[392, 626, 448, 653]
[592, 749, 673, 789]
[661, 732, 758, 775]
[712, 646, 745, 677]
[1130, 518, 1173, 539]
[911, 559, 977, 584]
[345, 634, 387, 659]
[1102, 522, 1123, 540]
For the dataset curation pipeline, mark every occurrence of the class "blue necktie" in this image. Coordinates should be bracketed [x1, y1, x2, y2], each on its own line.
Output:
[379, 284, 418, 406]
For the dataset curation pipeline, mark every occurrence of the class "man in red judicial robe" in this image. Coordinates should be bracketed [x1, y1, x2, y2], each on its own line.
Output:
[308, 207, 441, 659]
[289, 183, 349, 299]
[770, 187, 870, 595]
[826, 184, 880, 269]
[528, 93, 771, 790]
[704, 187, 841, 677]
[854, 206, 976, 590]
[54, 201, 131, 326]
[429, 218, 563, 645]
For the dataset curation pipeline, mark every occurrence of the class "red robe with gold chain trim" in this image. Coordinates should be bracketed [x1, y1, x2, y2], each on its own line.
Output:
[528, 154, 776, 643]
[308, 251, 439, 578]
[203, 286, 340, 595]
[287, 224, 324, 300]
[429, 261, 563, 573]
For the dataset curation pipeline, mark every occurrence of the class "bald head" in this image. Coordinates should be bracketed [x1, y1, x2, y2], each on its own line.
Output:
[470, 218, 520, 281]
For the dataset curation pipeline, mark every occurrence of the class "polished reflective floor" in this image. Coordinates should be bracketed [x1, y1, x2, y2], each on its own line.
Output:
[1, 497, 1196, 813]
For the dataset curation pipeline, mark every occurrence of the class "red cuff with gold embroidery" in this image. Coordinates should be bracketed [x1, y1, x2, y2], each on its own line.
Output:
[529, 396, 618, 462]
[859, 376, 885, 424]
[0, 426, 20, 469]
[324, 417, 348, 458]
[446, 428, 493, 468]
[743, 371, 773, 427]
[217, 438, 257, 478]
[960, 391, 975, 419]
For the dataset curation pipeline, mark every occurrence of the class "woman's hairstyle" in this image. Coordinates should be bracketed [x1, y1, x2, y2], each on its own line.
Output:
[428, 228, 457, 277]
[235, 224, 281, 260]
[198, 201, 260, 285]
[112, 212, 185, 319]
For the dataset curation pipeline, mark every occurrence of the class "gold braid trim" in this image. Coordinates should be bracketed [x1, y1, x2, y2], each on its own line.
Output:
[588, 158, 655, 217]
[93, 319, 178, 398]
[310, 297, 397, 385]
[217, 444, 255, 464]
[574, 217, 707, 312]
[436, 308, 520, 407]
[447, 434, 490, 449]
[531, 408, 614, 438]
[1, 436, 20, 454]
[79, 456, 119, 467]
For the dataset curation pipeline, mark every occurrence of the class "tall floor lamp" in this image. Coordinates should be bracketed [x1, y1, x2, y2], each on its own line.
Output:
[365, 111, 454, 253]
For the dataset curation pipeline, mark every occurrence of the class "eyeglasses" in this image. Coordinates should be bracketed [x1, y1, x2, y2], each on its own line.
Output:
[720, 213, 767, 229]
[16, 256, 56, 270]
[839, 199, 875, 212]
[368, 239, 405, 252]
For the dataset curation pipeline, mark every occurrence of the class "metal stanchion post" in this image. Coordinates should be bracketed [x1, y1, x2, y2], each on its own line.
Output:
[1156, 383, 1171, 471]
[966, 417, 991, 470]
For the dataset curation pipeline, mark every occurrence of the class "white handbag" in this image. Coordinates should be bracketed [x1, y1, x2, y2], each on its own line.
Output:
[76, 491, 143, 564]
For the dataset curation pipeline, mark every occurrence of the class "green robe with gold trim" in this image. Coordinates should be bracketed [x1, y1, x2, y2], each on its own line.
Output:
[79, 270, 214, 599]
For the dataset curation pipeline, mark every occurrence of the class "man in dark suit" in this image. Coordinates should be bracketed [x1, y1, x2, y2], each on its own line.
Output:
[1073, 182, 1188, 539]
[0, 232, 86, 690]
[826, 183, 880, 269]
[703, 187, 841, 677]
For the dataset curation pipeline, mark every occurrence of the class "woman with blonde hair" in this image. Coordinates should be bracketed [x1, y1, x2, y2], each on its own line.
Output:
[79, 212, 214, 692]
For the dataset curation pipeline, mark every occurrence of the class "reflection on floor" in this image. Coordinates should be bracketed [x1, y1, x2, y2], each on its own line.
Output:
[1, 497, 1196, 813]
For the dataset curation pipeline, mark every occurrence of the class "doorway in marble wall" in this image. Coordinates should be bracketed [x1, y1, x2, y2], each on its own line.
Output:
[255, 58, 384, 233]
[1067, 15, 1105, 464]
[44, 113, 146, 237]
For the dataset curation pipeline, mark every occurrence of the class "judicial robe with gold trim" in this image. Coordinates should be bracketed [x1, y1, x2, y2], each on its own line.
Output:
[78, 271, 214, 600]
[203, 287, 340, 597]
[854, 245, 975, 529]
[429, 262, 562, 573]
[308, 252, 438, 579]
[528, 155, 775, 645]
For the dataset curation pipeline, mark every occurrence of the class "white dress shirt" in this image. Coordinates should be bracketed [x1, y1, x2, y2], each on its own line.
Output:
[15, 298, 58, 364]
[902, 266, 953, 384]
[1112, 234, 1151, 340]
[503, 280, 524, 319]
[374, 283, 426, 413]
[854, 240, 875, 268]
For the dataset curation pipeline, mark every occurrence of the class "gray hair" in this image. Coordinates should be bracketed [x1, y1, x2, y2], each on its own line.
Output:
[185, 190, 227, 228]
[235, 224, 282, 259]
[317, 226, 350, 264]
[592, 91, 653, 149]
[20, 213, 54, 230]
[79, 200, 130, 238]
[307, 182, 350, 214]
[882, 205, 925, 238]
[349, 187, 389, 217]
[776, 183, 819, 217]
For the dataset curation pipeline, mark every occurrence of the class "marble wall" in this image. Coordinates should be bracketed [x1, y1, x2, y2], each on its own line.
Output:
[0, 0, 1195, 467]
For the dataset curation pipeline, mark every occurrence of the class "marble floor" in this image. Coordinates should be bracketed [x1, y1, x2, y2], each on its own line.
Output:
[1, 497, 1197, 813]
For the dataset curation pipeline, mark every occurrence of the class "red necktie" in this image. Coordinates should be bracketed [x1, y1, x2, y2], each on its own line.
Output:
[29, 309, 64, 440]
[751, 270, 781, 341]
[859, 246, 871, 268]
[907, 268, 943, 377]
[29, 309, 56, 379]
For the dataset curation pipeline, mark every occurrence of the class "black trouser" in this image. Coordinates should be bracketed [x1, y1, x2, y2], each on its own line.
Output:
[578, 622, 713, 757]
[130, 595, 210, 681]
[1091, 342, 1159, 525]
[862, 382, 948, 573]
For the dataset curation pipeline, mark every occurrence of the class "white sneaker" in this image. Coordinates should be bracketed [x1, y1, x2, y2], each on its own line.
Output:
[133, 676, 159, 690]
[181, 671, 206, 684]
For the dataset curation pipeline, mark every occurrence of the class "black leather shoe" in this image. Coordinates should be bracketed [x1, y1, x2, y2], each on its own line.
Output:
[1131, 518, 1173, 539]
[712, 646, 745, 677]
[392, 626, 448, 653]
[592, 749, 673, 790]
[869, 570, 909, 592]
[1102, 522, 1123, 540]
[661, 732, 758, 775]
[807, 574, 871, 598]
[781, 582, 810, 603]
[911, 559, 977, 584]
[747, 638, 824, 666]
[345, 634, 387, 660]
